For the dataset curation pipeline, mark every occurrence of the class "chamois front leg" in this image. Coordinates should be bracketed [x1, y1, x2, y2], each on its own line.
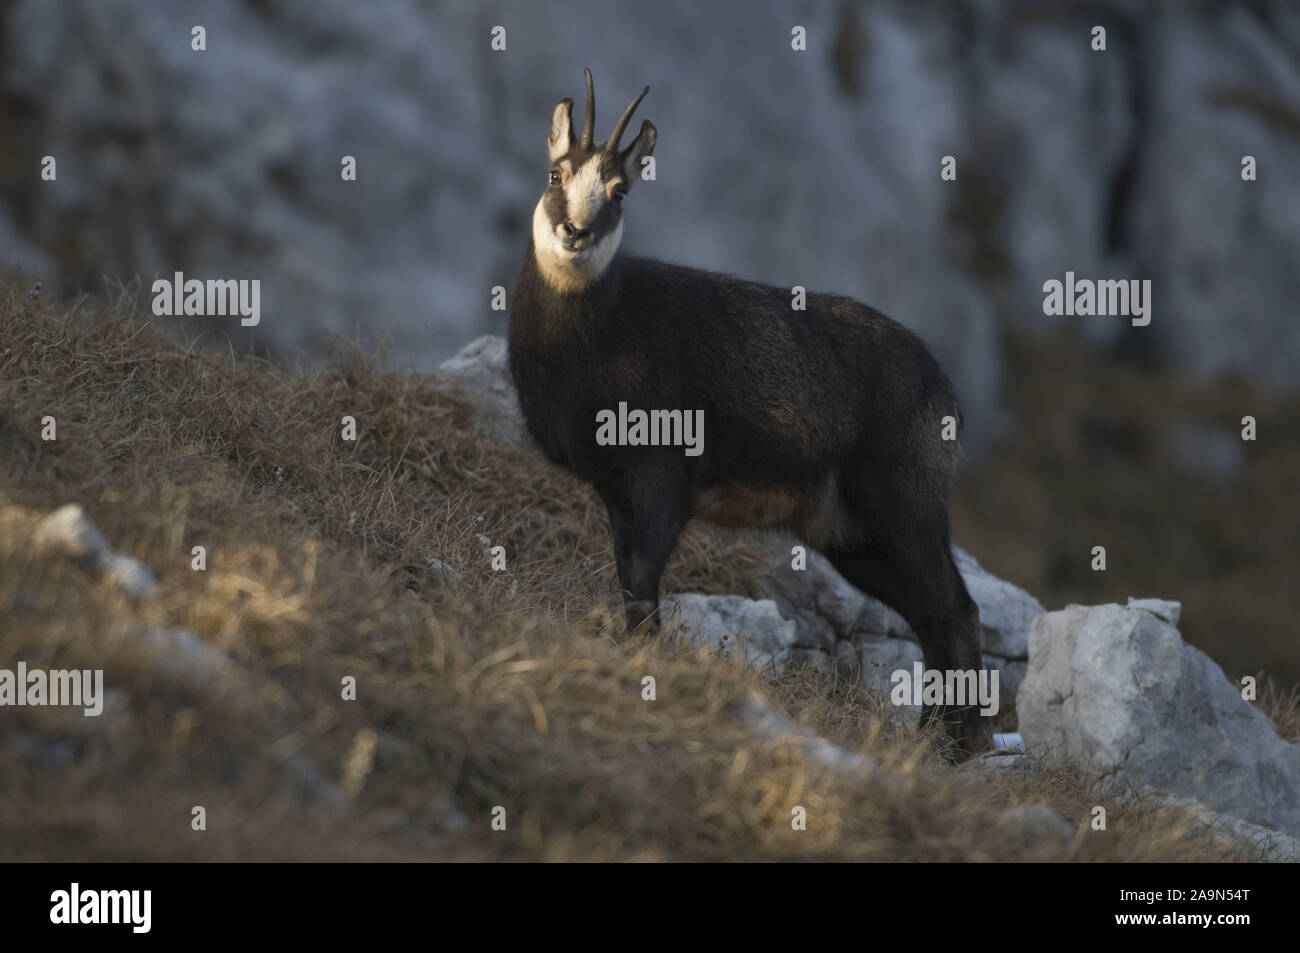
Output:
[600, 470, 691, 637]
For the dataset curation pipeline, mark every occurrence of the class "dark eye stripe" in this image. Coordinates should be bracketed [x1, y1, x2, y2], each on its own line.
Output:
[542, 187, 568, 224]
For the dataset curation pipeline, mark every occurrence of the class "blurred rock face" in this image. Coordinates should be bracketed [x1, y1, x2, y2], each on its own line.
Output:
[3, 0, 1300, 452]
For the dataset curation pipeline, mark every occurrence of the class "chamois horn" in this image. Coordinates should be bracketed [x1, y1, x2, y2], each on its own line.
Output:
[580, 68, 596, 150]
[606, 85, 649, 154]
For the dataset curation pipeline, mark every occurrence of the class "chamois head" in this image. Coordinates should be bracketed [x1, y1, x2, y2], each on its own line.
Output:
[532, 69, 656, 293]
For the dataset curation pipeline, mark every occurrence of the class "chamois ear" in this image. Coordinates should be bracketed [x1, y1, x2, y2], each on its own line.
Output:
[620, 120, 656, 184]
[548, 97, 576, 163]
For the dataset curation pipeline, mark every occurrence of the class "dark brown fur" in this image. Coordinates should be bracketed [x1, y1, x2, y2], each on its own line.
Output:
[509, 75, 993, 758]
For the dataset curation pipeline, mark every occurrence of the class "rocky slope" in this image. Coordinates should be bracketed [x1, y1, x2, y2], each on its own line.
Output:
[3, 279, 1295, 860]
[441, 333, 1300, 858]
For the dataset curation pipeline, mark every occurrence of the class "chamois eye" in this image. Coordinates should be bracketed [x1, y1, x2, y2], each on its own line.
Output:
[612, 187, 627, 205]
[548, 170, 561, 186]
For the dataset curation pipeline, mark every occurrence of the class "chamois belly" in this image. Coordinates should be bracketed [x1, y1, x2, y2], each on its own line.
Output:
[692, 474, 861, 549]
[693, 481, 801, 529]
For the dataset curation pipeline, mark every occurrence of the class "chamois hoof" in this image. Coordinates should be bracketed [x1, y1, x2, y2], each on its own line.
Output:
[940, 718, 996, 764]
[621, 601, 661, 640]
[922, 706, 994, 763]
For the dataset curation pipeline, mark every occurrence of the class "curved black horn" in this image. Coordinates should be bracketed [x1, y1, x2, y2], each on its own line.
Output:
[580, 69, 596, 149]
[606, 85, 649, 154]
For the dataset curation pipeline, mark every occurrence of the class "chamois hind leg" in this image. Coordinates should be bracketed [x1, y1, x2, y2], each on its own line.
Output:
[825, 521, 993, 760]
[599, 465, 692, 637]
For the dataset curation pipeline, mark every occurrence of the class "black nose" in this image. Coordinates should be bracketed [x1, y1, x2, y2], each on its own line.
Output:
[562, 222, 591, 241]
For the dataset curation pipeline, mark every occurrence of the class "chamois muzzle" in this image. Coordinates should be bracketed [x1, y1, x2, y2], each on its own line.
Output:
[561, 221, 592, 248]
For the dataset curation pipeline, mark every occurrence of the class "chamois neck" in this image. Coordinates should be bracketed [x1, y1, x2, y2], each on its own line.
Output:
[514, 241, 619, 348]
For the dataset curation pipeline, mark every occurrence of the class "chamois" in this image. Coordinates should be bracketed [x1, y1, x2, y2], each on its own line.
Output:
[508, 71, 993, 757]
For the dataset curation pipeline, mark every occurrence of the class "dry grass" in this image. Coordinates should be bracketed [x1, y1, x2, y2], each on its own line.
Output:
[0, 278, 1289, 861]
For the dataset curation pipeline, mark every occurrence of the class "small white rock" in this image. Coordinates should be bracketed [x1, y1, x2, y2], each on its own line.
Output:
[34, 504, 108, 559]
